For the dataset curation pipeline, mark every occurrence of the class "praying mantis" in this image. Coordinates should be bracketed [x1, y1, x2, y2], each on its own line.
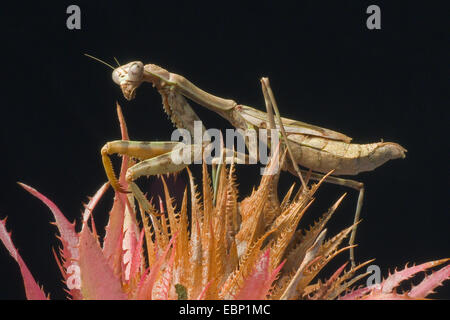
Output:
[89, 56, 406, 267]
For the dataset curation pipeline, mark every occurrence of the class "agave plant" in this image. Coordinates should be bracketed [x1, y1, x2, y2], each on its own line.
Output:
[1, 104, 449, 300]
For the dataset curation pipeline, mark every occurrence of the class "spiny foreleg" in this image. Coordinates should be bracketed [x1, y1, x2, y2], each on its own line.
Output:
[101, 140, 192, 215]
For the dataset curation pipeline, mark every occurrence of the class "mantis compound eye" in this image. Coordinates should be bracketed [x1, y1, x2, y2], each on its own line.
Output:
[128, 62, 144, 81]
[112, 69, 121, 84]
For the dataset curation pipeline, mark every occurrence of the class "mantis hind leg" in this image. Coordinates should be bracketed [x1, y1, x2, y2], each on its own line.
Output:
[260, 77, 307, 189]
[350, 186, 364, 268]
[259, 77, 364, 267]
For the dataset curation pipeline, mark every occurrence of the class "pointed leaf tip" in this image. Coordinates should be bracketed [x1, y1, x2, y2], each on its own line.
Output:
[0, 218, 47, 300]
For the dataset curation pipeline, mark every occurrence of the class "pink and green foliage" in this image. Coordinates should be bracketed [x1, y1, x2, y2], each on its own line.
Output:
[1, 105, 449, 300]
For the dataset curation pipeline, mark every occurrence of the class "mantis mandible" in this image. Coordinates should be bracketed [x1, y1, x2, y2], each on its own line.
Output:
[91, 56, 406, 267]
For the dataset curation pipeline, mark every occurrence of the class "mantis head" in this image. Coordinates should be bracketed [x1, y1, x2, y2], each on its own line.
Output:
[112, 61, 144, 100]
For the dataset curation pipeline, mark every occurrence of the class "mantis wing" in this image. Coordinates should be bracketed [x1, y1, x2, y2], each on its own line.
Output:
[238, 105, 352, 143]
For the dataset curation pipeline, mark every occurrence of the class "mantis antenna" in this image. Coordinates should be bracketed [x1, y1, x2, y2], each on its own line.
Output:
[84, 53, 116, 70]
[113, 57, 121, 67]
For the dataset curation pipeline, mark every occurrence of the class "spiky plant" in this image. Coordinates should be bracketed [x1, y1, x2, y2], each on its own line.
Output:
[1, 105, 448, 300]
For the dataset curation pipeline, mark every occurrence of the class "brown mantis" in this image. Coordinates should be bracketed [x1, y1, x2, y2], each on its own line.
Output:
[89, 55, 406, 267]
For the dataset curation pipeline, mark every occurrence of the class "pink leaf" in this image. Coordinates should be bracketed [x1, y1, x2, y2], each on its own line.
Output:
[234, 248, 284, 300]
[408, 263, 450, 298]
[18, 183, 78, 259]
[196, 281, 212, 300]
[130, 229, 145, 280]
[0, 218, 47, 300]
[102, 193, 125, 272]
[137, 233, 178, 300]
[78, 221, 127, 300]
[311, 262, 348, 299]
[116, 102, 130, 141]
[341, 259, 450, 300]
[18, 182, 80, 299]
[328, 263, 348, 285]
[362, 292, 415, 300]
[82, 183, 110, 223]
[381, 258, 450, 293]
[339, 286, 372, 300]
[122, 201, 139, 281]
[102, 104, 132, 272]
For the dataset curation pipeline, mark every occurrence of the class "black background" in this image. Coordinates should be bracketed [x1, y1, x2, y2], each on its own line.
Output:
[0, 1, 448, 300]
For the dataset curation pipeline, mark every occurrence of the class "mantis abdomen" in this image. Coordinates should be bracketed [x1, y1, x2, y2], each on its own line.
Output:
[288, 135, 406, 175]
